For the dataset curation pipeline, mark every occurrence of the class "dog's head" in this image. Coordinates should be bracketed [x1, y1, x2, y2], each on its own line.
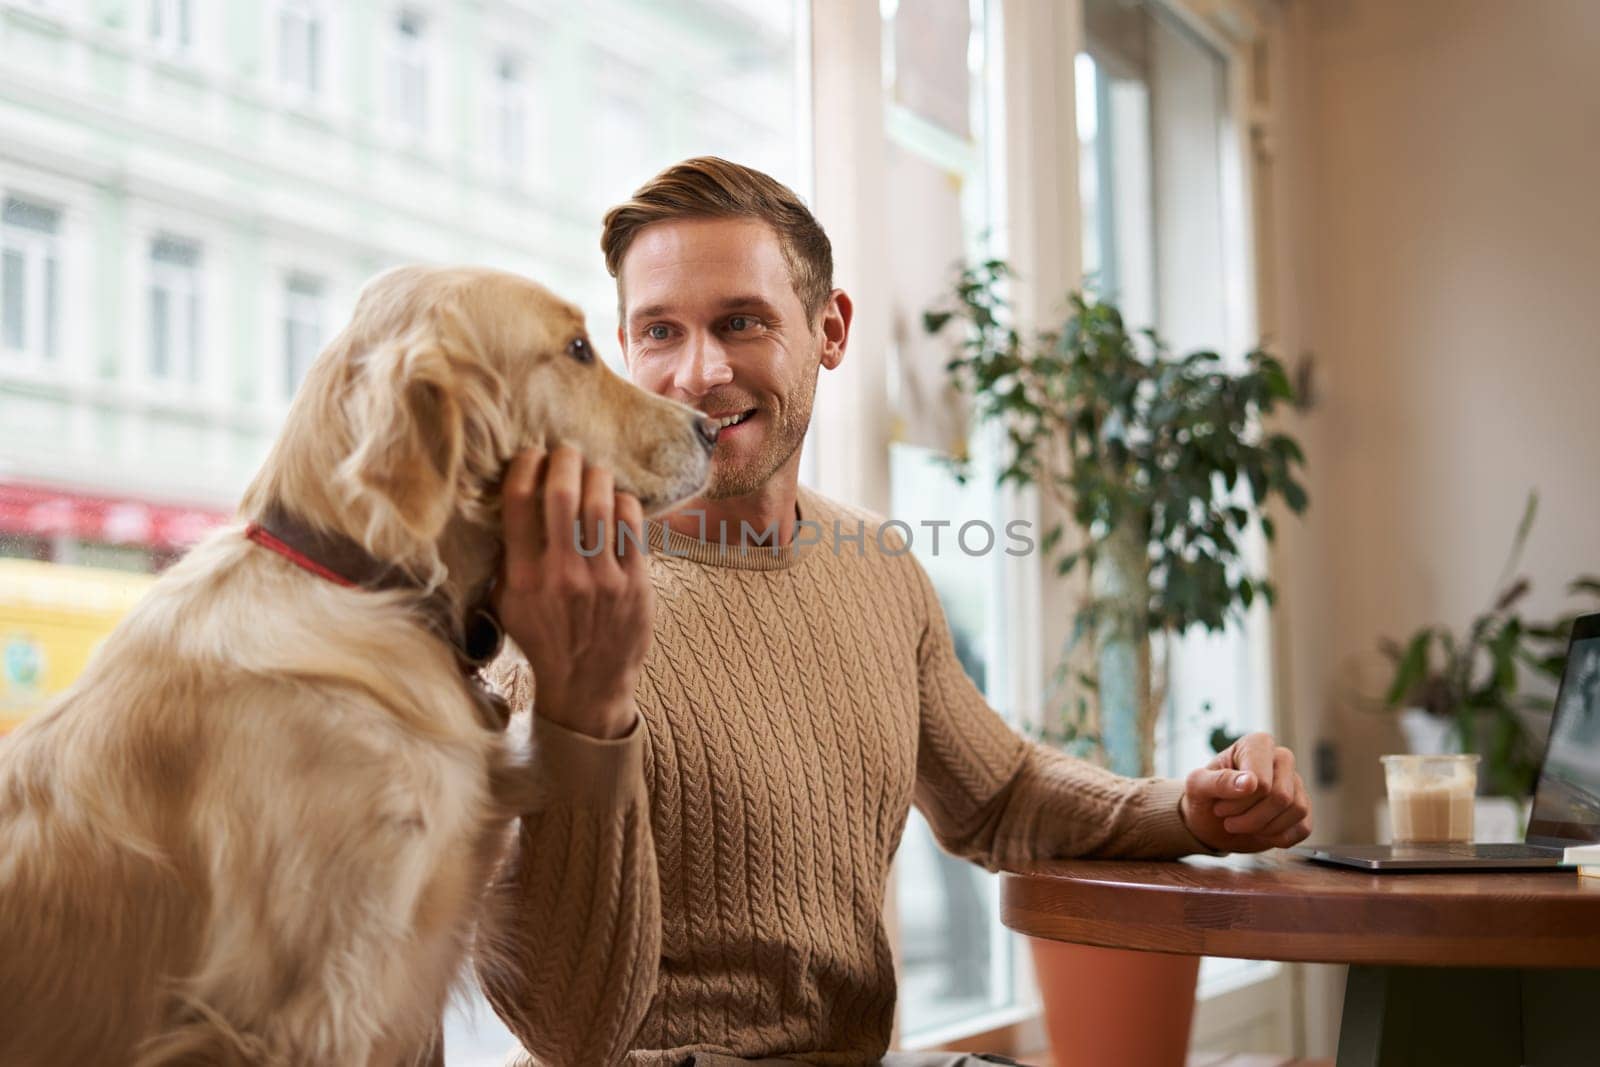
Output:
[244, 265, 713, 576]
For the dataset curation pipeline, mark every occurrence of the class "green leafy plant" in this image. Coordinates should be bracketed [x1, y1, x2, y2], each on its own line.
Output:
[924, 260, 1310, 776]
[1380, 492, 1600, 796]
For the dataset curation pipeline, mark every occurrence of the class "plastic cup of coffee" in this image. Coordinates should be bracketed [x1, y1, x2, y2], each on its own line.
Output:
[1381, 754, 1479, 844]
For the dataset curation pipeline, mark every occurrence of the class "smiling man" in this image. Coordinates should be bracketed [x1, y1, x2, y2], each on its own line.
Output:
[480, 157, 1312, 1066]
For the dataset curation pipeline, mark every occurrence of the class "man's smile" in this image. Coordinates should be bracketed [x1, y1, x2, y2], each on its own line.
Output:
[704, 408, 758, 435]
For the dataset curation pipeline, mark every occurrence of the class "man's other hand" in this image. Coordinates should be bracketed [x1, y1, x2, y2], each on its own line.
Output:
[1179, 733, 1312, 853]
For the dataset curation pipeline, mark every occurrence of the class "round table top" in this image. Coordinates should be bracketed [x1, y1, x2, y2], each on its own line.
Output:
[1000, 852, 1600, 968]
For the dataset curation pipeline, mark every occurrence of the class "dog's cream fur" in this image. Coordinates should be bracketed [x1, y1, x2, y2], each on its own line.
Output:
[0, 266, 709, 1065]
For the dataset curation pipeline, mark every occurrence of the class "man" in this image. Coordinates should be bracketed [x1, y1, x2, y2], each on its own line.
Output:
[480, 158, 1312, 1065]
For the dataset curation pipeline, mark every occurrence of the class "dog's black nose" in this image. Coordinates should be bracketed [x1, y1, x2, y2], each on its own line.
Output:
[696, 417, 720, 451]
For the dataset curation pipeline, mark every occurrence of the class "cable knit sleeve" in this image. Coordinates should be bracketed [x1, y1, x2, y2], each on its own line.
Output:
[907, 559, 1213, 870]
[473, 652, 660, 1066]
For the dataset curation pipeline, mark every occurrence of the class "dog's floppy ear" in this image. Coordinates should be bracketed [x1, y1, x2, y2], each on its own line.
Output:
[343, 322, 465, 546]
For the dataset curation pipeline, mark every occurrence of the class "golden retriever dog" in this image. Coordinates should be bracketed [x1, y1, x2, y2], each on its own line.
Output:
[0, 266, 713, 1065]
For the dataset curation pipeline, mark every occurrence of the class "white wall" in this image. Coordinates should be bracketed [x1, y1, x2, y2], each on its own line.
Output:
[1265, 0, 1600, 1049]
[1272, 0, 1600, 844]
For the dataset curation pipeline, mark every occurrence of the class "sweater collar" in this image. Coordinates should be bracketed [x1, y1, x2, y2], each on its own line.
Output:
[645, 487, 819, 572]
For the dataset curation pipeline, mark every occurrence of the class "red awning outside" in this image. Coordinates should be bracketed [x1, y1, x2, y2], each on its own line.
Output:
[0, 482, 233, 551]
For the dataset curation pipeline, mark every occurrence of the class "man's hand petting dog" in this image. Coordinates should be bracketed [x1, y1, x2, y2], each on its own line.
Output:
[495, 445, 651, 741]
[1179, 732, 1313, 853]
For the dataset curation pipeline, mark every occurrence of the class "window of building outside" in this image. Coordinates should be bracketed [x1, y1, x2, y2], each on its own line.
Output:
[388, 8, 429, 139]
[0, 2, 805, 1061]
[1, 197, 61, 367]
[282, 273, 325, 402]
[1077, 0, 1277, 1000]
[147, 236, 202, 387]
[881, 0, 1022, 1046]
[492, 54, 527, 173]
[148, 0, 193, 54]
[277, 0, 322, 98]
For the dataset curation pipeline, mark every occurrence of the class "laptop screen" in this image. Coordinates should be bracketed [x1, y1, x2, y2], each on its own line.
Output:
[1527, 614, 1600, 846]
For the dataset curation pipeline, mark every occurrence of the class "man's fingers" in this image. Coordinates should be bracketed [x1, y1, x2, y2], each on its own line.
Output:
[541, 446, 585, 558]
[1236, 733, 1278, 792]
[1256, 777, 1311, 841]
[1215, 747, 1297, 815]
[500, 449, 547, 588]
[1265, 777, 1314, 849]
[1223, 750, 1301, 835]
[1210, 797, 1252, 818]
[578, 463, 616, 562]
[1197, 734, 1276, 815]
[616, 492, 647, 575]
[1189, 766, 1262, 802]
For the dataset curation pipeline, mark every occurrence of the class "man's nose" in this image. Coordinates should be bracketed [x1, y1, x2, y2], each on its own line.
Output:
[673, 332, 735, 396]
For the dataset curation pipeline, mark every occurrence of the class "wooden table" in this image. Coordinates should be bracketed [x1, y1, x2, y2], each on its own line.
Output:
[1001, 853, 1600, 1067]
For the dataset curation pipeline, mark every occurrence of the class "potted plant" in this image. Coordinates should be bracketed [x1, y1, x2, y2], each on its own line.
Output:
[924, 261, 1310, 1067]
[1379, 491, 1599, 832]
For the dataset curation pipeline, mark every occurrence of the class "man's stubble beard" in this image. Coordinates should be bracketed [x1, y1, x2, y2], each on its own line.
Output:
[703, 362, 820, 501]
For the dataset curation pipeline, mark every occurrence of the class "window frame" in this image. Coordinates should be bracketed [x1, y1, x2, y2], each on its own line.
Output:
[124, 202, 227, 407]
[278, 270, 326, 406]
[147, 0, 193, 56]
[0, 168, 92, 390]
[0, 196, 64, 373]
[489, 51, 529, 176]
[145, 234, 204, 389]
[274, 0, 324, 103]
[384, 4, 436, 146]
[258, 236, 353, 416]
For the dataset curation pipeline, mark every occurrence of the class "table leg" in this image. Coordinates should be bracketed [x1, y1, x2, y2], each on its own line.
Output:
[1336, 966, 1600, 1067]
[1337, 966, 1521, 1066]
[1520, 968, 1600, 1065]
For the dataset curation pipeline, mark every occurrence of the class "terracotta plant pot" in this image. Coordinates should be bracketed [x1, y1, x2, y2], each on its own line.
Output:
[1029, 938, 1200, 1067]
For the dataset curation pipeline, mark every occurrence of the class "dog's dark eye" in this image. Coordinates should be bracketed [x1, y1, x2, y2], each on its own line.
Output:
[566, 337, 593, 364]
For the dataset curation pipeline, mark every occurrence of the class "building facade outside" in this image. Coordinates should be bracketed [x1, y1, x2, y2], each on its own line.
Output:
[0, 0, 801, 728]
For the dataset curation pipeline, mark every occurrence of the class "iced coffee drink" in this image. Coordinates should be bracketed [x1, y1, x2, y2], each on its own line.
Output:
[1382, 754, 1479, 843]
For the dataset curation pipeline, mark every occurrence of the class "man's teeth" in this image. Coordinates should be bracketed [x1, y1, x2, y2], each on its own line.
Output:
[712, 410, 753, 429]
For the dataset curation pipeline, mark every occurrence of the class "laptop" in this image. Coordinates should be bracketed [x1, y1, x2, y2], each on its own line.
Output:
[1298, 611, 1600, 871]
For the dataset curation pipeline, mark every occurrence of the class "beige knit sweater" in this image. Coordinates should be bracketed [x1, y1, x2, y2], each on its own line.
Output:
[477, 487, 1208, 1066]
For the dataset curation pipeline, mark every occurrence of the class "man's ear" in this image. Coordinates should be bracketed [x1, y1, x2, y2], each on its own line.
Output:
[342, 325, 464, 545]
[819, 289, 852, 371]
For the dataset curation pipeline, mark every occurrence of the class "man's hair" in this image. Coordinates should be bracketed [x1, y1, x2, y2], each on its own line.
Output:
[601, 156, 834, 320]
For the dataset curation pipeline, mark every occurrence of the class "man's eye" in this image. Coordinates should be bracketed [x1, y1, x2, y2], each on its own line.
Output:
[646, 325, 671, 342]
[728, 316, 756, 332]
[566, 337, 593, 363]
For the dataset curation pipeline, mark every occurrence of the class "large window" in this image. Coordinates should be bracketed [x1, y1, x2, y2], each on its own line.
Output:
[146, 236, 202, 387]
[890, 442, 1018, 1040]
[1079, 0, 1265, 789]
[1, 197, 61, 369]
[881, 0, 1022, 1045]
[1078, 0, 1275, 1002]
